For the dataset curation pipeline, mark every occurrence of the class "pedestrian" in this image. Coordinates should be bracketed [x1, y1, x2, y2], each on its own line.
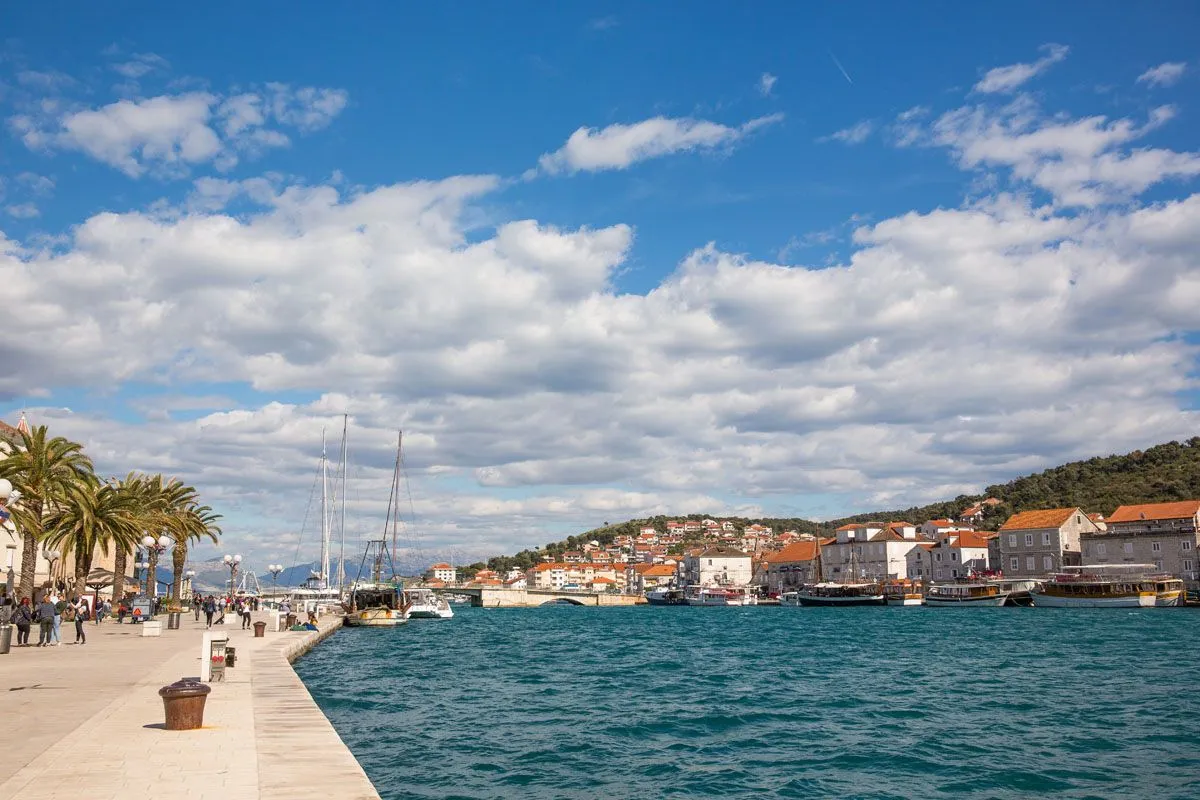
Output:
[193, 593, 202, 622]
[97, 598, 109, 624]
[73, 596, 88, 644]
[36, 595, 55, 646]
[203, 595, 215, 628]
[117, 599, 128, 624]
[241, 602, 252, 630]
[12, 597, 33, 646]
[51, 593, 65, 645]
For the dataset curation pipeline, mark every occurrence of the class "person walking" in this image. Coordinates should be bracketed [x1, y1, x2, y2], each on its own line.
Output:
[36, 596, 55, 646]
[193, 593, 202, 622]
[72, 596, 88, 644]
[51, 593, 65, 646]
[12, 597, 33, 646]
[241, 601, 252, 630]
[203, 595, 215, 628]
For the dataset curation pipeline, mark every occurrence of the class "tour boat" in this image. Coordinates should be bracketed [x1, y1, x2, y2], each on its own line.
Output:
[1151, 576, 1185, 607]
[403, 587, 454, 619]
[1030, 565, 1157, 608]
[883, 580, 924, 606]
[646, 587, 687, 605]
[925, 582, 1010, 607]
[684, 585, 758, 606]
[344, 435, 410, 628]
[793, 582, 885, 606]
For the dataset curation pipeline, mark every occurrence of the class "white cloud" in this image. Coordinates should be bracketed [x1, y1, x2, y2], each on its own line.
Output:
[17, 173, 55, 197]
[1137, 62, 1187, 88]
[5, 203, 39, 218]
[537, 113, 783, 175]
[758, 72, 778, 97]
[111, 52, 170, 79]
[587, 16, 618, 31]
[974, 43, 1069, 94]
[820, 120, 873, 145]
[12, 85, 348, 178]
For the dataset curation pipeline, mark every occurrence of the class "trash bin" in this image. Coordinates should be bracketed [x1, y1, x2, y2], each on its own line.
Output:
[253, 621, 267, 637]
[0, 624, 11, 655]
[226, 645, 236, 668]
[167, 611, 181, 630]
[285, 613, 297, 628]
[158, 678, 212, 730]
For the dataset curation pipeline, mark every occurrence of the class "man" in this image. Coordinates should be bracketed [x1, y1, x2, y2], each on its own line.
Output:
[241, 602, 252, 630]
[51, 592, 65, 645]
[36, 595, 55, 647]
[193, 593, 202, 622]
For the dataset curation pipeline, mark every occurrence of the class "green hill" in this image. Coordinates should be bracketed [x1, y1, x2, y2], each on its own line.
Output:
[481, 437, 1200, 572]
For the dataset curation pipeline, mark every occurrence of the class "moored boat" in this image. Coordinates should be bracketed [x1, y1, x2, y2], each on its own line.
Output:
[883, 580, 924, 606]
[646, 587, 687, 605]
[403, 587, 454, 619]
[925, 582, 1009, 607]
[1152, 576, 1184, 607]
[794, 582, 885, 606]
[1030, 565, 1157, 608]
[684, 585, 758, 606]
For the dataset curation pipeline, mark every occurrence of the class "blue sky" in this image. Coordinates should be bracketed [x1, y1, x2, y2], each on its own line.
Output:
[1, 3, 1198, 570]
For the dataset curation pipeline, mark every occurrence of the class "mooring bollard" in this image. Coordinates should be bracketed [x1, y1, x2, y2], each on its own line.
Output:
[253, 620, 267, 637]
[158, 678, 212, 730]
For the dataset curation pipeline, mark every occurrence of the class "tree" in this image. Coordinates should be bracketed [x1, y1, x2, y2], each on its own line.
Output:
[167, 498, 222, 601]
[43, 478, 143, 591]
[0, 425, 95, 601]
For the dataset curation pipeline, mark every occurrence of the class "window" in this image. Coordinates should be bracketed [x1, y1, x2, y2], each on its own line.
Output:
[1185, 560, 1195, 572]
[1024, 533, 1033, 547]
[1123, 543, 1133, 554]
[1183, 540, 1193, 551]
[935, 553, 942, 562]
[1154, 560, 1163, 571]
[1042, 532, 1051, 546]
[1076, 515, 1083, 524]
[951, 569, 958, 578]
[1043, 556, 1053, 571]
[1151, 542, 1161, 553]
[1008, 534, 1017, 548]
[1096, 543, 1106, 556]
[951, 552, 958, 562]
[1026, 556, 1035, 571]
[1009, 556, 1019, 571]
[708, 559, 713, 565]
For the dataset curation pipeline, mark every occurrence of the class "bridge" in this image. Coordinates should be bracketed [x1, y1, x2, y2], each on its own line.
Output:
[430, 586, 646, 608]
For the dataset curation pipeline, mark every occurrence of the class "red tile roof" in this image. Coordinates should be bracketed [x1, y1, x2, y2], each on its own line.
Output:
[950, 530, 992, 549]
[0, 420, 17, 437]
[761, 541, 818, 564]
[1106, 500, 1200, 524]
[998, 508, 1082, 531]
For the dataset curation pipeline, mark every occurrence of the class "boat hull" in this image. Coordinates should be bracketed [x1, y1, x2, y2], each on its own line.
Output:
[886, 595, 924, 606]
[1155, 590, 1183, 607]
[408, 607, 454, 619]
[925, 594, 1008, 607]
[1031, 591, 1156, 608]
[796, 595, 885, 607]
[344, 608, 407, 626]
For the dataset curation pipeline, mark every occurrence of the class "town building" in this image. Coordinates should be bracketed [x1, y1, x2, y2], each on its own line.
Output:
[920, 530, 993, 581]
[760, 539, 821, 595]
[627, 563, 677, 593]
[823, 522, 923, 581]
[680, 546, 752, 587]
[997, 507, 1097, 576]
[425, 562, 457, 584]
[1080, 500, 1200, 582]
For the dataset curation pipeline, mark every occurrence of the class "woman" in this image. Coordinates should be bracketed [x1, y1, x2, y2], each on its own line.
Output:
[11, 597, 33, 646]
[203, 595, 216, 628]
[72, 597, 88, 644]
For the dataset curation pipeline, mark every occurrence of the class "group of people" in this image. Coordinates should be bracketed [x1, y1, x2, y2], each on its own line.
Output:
[193, 593, 256, 630]
[0, 592, 95, 646]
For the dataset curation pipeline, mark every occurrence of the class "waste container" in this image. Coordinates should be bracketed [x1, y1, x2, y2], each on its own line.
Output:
[285, 613, 297, 628]
[158, 678, 212, 730]
[0, 624, 11, 655]
[167, 611, 181, 630]
[226, 645, 236, 668]
[253, 621, 267, 637]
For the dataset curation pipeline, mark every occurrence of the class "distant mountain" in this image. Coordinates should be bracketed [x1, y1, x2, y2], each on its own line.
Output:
[484, 437, 1200, 570]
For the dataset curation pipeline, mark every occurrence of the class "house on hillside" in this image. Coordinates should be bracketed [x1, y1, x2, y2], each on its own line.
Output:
[1080, 500, 1200, 583]
[997, 508, 1097, 577]
[425, 563, 457, 584]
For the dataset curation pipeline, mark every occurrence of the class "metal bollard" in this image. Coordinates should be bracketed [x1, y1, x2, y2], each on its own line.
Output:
[158, 678, 212, 730]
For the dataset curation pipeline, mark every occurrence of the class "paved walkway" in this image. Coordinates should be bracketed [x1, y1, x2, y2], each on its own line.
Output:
[0, 610, 380, 800]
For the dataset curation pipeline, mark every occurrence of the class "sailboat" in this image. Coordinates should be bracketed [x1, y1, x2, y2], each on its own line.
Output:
[290, 419, 349, 615]
[344, 432, 409, 627]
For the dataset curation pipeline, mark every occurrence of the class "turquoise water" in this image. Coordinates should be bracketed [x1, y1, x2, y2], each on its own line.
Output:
[295, 606, 1200, 799]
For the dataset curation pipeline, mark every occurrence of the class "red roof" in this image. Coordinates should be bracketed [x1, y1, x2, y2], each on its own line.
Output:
[429, 562, 452, 570]
[762, 541, 819, 563]
[950, 530, 992, 549]
[999, 508, 1083, 531]
[1106, 501, 1200, 524]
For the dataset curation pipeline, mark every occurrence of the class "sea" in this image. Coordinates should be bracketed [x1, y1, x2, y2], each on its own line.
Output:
[294, 605, 1200, 799]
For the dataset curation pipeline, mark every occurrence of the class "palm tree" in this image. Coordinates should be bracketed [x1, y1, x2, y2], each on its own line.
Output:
[0, 425, 95, 601]
[169, 503, 222, 601]
[109, 473, 155, 604]
[43, 478, 145, 591]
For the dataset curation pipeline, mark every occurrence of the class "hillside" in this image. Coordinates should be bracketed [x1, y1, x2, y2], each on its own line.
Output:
[482, 437, 1200, 571]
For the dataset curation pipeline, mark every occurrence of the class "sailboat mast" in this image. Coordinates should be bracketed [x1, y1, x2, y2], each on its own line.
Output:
[393, 431, 402, 559]
[320, 429, 330, 588]
[339, 413, 348, 594]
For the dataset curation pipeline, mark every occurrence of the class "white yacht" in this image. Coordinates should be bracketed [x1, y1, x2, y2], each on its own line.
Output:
[684, 585, 758, 606]
[403, 588, 454, 619]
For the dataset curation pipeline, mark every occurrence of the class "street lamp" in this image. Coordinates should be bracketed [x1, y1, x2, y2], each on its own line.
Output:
[141, 533, 172, 602]
[268, 564, 283, 600]
[223, 554, 242, 597]
[183, 569, 196, 600]
[41, 548, 61, 592]
[135, 558, 150, 595]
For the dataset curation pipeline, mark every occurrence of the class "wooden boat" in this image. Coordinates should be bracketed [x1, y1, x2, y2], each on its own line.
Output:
[344, 435, 410, 628]
[1151, 576, 1184, 607]
[883, 580, 924, 606]
[1030, 565, 1156, 608]
[925, 582, 1009, 607]
[793, 582, 885, 606]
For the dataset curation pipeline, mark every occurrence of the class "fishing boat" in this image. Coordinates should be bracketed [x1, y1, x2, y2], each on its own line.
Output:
[883, 580, 924, 606]
[343, 539, 407, 626]
[646, 586, 687, 605]
[684, 585, 758, 606]
[1151, 576, 1185, 607]
[1030, 564, 1157, 608]
[925, 582, 1010, 606]
[793, 582, 885, 606]
[403, 587, 454, 619]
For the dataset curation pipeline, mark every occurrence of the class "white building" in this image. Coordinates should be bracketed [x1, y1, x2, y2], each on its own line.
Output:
[425, 562, 457, 584]
[681, 547, 752, 587]
[823, 522, 923, 581]
[912, 530, 992, 581]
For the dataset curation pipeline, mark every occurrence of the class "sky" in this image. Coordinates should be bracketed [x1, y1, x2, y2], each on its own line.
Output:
[1, 2, 1198, 572]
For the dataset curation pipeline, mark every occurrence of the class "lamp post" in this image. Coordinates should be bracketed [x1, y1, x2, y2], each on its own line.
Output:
[223, 554, 242, 598]
[41, 547, 61, 594]
[141, 533, 172, 603]
[268, 564, 283, 602]
[184, 569, 196, 601]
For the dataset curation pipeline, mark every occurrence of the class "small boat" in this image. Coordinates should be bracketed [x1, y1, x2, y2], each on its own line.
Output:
[925, 582, 1010, 607]
[344, 539, 407, 627]
[684, 585, 758, 606]
[403, 587, 454, 619]
[793, 582, 885, 607]
[1151, 576, 1184, 607]
[883, 580, 924, 606]
[646, 587, 687, 606]
[1030, 565, 1157, 608]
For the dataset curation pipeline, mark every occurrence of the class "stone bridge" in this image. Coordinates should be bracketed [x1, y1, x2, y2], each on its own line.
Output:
[430, 586, 645, 608]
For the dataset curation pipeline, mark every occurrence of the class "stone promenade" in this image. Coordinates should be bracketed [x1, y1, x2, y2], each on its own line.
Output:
[0, 610, 380, 800]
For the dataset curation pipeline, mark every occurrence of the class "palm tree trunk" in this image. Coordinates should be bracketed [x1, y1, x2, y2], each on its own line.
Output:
[17, 499, 43, 601]
[171, 542, 187, 601]
[111, 547, 127, 603]
[74, 538, 89, 589]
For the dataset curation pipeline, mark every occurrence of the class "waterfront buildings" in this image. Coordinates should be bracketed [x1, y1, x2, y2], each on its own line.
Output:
[425, 563, 457, 584]
[920, 530, 993, 581]
[627, 563, 676, 593]
[1080, 501, 1200, 583]
[679, 546, 751, 587]
[997, 507, 1098, 577]
[823, 522, 922, 581]
[760, 539, 821, 595]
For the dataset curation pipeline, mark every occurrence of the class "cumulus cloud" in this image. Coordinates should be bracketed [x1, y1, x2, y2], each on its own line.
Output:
[111, 52, 170, 79]
[5, 203, 39, 218]
[820, 120, 873, 145]
[974, 43, 1069, 94]
[536, 113, 783, 175]
[1137, 62, 1187, 88]
[11, 84, 348, 178]
[758, 72, 778, 96]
